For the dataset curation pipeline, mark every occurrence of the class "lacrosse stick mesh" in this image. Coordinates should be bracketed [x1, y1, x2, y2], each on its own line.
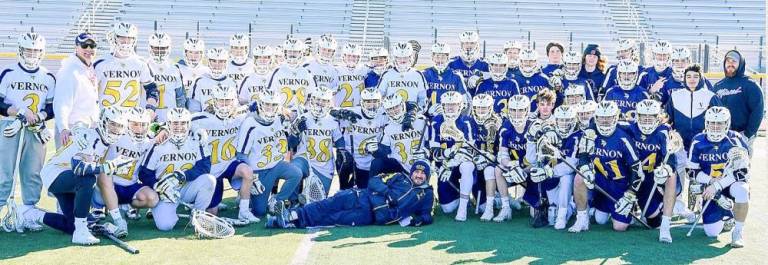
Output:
[189, 208, 235, 239]
[303, 172, 326, 204]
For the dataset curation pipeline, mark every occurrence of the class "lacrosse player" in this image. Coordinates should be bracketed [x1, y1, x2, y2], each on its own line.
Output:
[688, 107, 750, 248]
[494, 95, 535, 222]
[513, 49, 550, 112]
[304, 34, 339, 92]
[661, 48, 712, 105]
[471, 94, 504, 221]
[475, 53, 521, 115]
[238, 45, 274, 106]
[503, 40, 524, 78]
[428, 91, 478, 221]
[0, 32, 56, 232]
[138, 108, 217, 231]
[267, 161, 434, 229]
[288, 86, 345, 194]
[227, 33, 254, 88]
[237, 90, 302, 216]
[188, 47, 236, 112]
[365, 48, 390, 90]
[190, 85, 259, 223]
[94, 22, 159, 110]
[369, 94, 425, 177]
[267, 38, 317, 113]
[576, 100, 598, 130]
[177, 38, 210, 95]
[544, 106, 585, 230]
[570, 101, 645, 232]
[422, 42, 469, 118]
[603, 60, 650, 116]
[146, 32, 185, 122]
[448, 31, 489, 95]
[560, 51, 595, 103]
[377, 42, 428, 112]
[336, 88, 386, 189]
[638, 40, 673, 94]
[335, 43, 367, 109]
[25, 107, 130, 245]
[625, 99, 678, 243]
[93, 107, 157, 236]
[601, 39, 644, 94]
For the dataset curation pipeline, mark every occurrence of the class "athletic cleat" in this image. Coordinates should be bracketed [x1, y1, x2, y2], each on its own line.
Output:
[121, 204, 141, 220]
[73, 228, 100, 245]
[659, 227, 672, 244]
[480, 204, 494, 221]
[493, 207, 512, 222]
[554, 207, 568, 230]
[239, 210, 261, 223]
[730, 227, 744, 248]
[568, 213, 589, 233]
[112, 217, 128, 238]
[217, 202, 230, 212]
[145, 209, 154, 220]
[509, 197, 523, 210]
[21, 207, 45, 232]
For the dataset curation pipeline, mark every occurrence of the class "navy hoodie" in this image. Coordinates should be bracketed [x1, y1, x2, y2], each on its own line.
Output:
[712, 50, 764, 138]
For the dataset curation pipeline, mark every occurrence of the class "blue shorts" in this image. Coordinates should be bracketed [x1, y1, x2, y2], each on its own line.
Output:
[209, 161, 245, 208]
[115, 183, 146, 204]
[592, 175, 631, 224]
[522, 178, 559, 207]
[702, 189, 735, 225]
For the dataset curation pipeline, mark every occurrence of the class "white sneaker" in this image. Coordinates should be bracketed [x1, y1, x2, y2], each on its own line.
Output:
[493, 207, 512, 222]
[21, 207, 45, 232]
[731, 228, 744, 248]
[455, 200, 468, 222]
[72, 228, 100, 245]
[480, 204, 494, 221]
[659, 226, 672, 244]
[239, 210, 261, 223]
[554, 207, 568, 230]
[568, 213, 589, 233]
[509, 197, 523, 210]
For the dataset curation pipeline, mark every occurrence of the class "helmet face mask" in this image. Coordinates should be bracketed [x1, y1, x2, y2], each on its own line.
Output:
[618, 71, 637, 90]
[208, 59, 227, 78]
[506, 95, 530, 128]
[472, 94, 494, 123]
[19, 48, 44, 69]
[230, 46, 248, 64]
[518, 49, 538, 77]
[252, 45, 274, 74]
[98, 107, 127, 145]
[441, 91, 465, 120]
[637, 113, 659, 135]
[309, 87, 334, 118]
[285, 50, 303, 67]
[185, 50, 203, 67]
[459, 31, 479, 62]
[391, 42, 413, 72]
[341, 43, 362, 69]
[113, 36, 136, 57]
[432, 53, 449, 72]
[167, 108, 192, 146]
[110, 23, 139, 57]
[595, 102, 619, 136]
[576, 100, 597, 127]
[318, 47, 335, 64]
[343, 53, 360, 68]
[554, 107, 576, 138]
[562, 51, 581, 80]
[488, 53, 508, 81]
[150, 46, 169, 63]
[257, 91, 283, 123]
[705, 107, 730, 142]
[653, 52, 670, 71]
[126, 107, 150, 142]
[504, 41, 522, 67]
[360, 89, 382, 117]
[383, 95, 405, 123]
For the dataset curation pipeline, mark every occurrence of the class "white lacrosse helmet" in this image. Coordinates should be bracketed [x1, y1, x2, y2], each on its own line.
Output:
[341, 42, 362, 69]
[17, 32, 46, 69]
[391, 42, 413, 72]
[704, 106, 731, 142]
[98, 106, 128, 145]
[211, 83, 237, 119]
[564, 84, 586, 106]
[670, 47, 691, 82]
[431, 42, 451, 72]
[562, 51, 581, 80]
[441, 91, 466, 120]
[594, 101, 620, 136]
[635, 99, 662, 135]
[554, 105, 577, 138]
[184, 38, 206, 67]
[317, 34, 337, 64]
[310, 86, 334, 118]
[617, 60, 638, 90]
[651, 40, 672, 70]
[256, 89, 284, 123]
[576, 100, 598, 127]
[166, 108, 192, 146]
[472, 93, 494, 123]
[273, 44, 285, 65]
[109, 22, 138, 57]
[458, 31, 480, 62]
[360, 88, 382, 118]
[382, 94, 405, 123]
[252, 44, 274, 75]
[370, 47, 390, 75]
[507, 95, 530, 128]
[616, 39, 636, 60]
[126, 107, 151, 142]
[148, 32, 171, 64]
[229, 33, 250, 65]
[487, 53, 508, 81]
[283, 38, 305, 68]
[206, 48, 229, 79]
[503, 40, 523, 68]
[519, 48, 539, 77]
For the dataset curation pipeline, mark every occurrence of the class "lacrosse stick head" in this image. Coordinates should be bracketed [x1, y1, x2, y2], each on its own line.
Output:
[302, 172, 327, 204]
[439, 119, 464, 142]
[189, 208, 235, 239]
[1, 202, 20, 232]
[725, 146, 749, 170]
[536, 132, 560, 162]
[666, 130, 683, 154]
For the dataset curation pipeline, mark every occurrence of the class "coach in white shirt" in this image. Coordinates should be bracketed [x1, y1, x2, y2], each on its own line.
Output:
[54, 33, 100, 147]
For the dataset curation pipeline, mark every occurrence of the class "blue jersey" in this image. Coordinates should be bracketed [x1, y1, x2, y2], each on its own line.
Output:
[637, 67, 673, 92]
[603, 85, 649, 114]
[475, 78, 521, 114]
[579, 66, 606, 97]
[659, 77, 712, 106]
[506, 67, 521, 80]
[591, 127, 640, 185]
[626, 122, 671, 174]
[448, 57, 489, 95]
[541, 64, 563, 76]
[513, 72, 550, 111]
[427, 114, 477, 150]
[364, 68, 383, 89]
[473, 115, 503, 154]
[422, 66, 468, 110]
[559, 77, 595, 105]
[498, 118, 531, 165]
[688, 131, 749, 179]
[601, 64, 644, 96]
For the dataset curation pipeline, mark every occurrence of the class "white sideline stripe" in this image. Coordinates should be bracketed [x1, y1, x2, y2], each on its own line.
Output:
[290, 227, 321, 265]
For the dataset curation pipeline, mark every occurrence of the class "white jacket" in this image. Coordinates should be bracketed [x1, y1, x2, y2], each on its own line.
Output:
[54, 54, 100, 132]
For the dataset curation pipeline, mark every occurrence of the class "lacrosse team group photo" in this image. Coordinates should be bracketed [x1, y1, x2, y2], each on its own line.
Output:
[0, 0, 765, 264]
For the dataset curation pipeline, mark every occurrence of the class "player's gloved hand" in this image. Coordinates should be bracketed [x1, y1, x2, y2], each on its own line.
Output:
[688, 182, 705, 195]
[525, 120, 543, 142]
[101, 156, 135, 176]
[3, 118, 23, 137]
[291, 115, 308, 134]
[530, 166, 554, 183]
[34, 127, 52, 144]
[702, 182, 721, 201]
[402, 112, 415, 131]
[398, 216, 413, 227]
[578, 163, 595, 189]
[364, 141, 379, 154]
[726, 154, 750, 182]
[71, 155, 99, 176]
[251, 177, 266, 196]
[653, 164, 674, 185]
[329, 109, 362, 123]
[502, 161, 527, 184]
[715, 195, 734, 210]
[438, 167, 452, 182]
[427, 104, 443, 117]
[472, 152, 492, 169]
[614, 191, 636, 216]
[446, 145, 472, 168]
[405, 102, 420, 113]
[155, 171, 183, 203]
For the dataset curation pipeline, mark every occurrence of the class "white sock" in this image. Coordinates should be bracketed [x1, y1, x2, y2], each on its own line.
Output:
[485, 197, 494, 209]
[239, 199, 250, 211]
[74, 217, 89, 231]
[108, 208, 122, 220]
[500, 196, 510, 209]
[661, 215, 671, 228]
[735, 221, 744, 232]
[577, 210, 588, 219]
[459, 198, 469, 208]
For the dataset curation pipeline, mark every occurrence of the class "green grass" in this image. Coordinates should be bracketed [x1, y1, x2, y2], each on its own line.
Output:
[1, 133, 766, 264]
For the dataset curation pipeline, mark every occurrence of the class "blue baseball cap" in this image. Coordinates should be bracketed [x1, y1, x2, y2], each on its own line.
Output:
[75, 33, 96, 46]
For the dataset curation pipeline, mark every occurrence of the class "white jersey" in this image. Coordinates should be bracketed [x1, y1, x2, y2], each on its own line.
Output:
[295, 113, 343, 178]
[105, 134, 154, 186]
[236, 115, 288, 170]
[177, 62, 210, 96]
[338, 107, 386, 170]
[42, 129, 110, 191]
[189, 74, 237, 113]
[303, 60, 338, 91]
[266, 65, 316, 110]
[191, 111, 245, 177]
[141, 134, 210, 181]
[227, 60, 255, 89]
[0, 63, 55, 120]
[238, 72, 270, 106]
[334, 65, 368, 108]
[147, 61, 183, 122]
[94, 54, 154, 108]
[377, 68, 428, 110]
[381, 117, 426, 170]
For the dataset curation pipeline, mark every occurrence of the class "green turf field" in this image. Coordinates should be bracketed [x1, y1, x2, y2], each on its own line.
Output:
[1, 138, 766, 264]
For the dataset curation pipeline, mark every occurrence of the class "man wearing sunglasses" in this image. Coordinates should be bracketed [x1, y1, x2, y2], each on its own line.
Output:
[54, 33, 101, 147]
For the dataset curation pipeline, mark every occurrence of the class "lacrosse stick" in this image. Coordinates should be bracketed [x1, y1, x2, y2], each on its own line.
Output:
[90, 223, 139, 254]
[1, 131, 25, 233]
[178, 202, 236, 239]
[439, 120, 479, 210]
[349, 133, 357, 188]
[687, 146, 748, 237]
[641, 130, 683, 216]
[302, 170, 327, 205]
[539, 141, 652, 229]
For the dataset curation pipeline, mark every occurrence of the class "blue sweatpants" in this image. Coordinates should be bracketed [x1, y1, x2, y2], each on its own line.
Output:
[296, 189, 373, 228]
[251, 161, 302, 216]
[43, 170, 96, 234]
